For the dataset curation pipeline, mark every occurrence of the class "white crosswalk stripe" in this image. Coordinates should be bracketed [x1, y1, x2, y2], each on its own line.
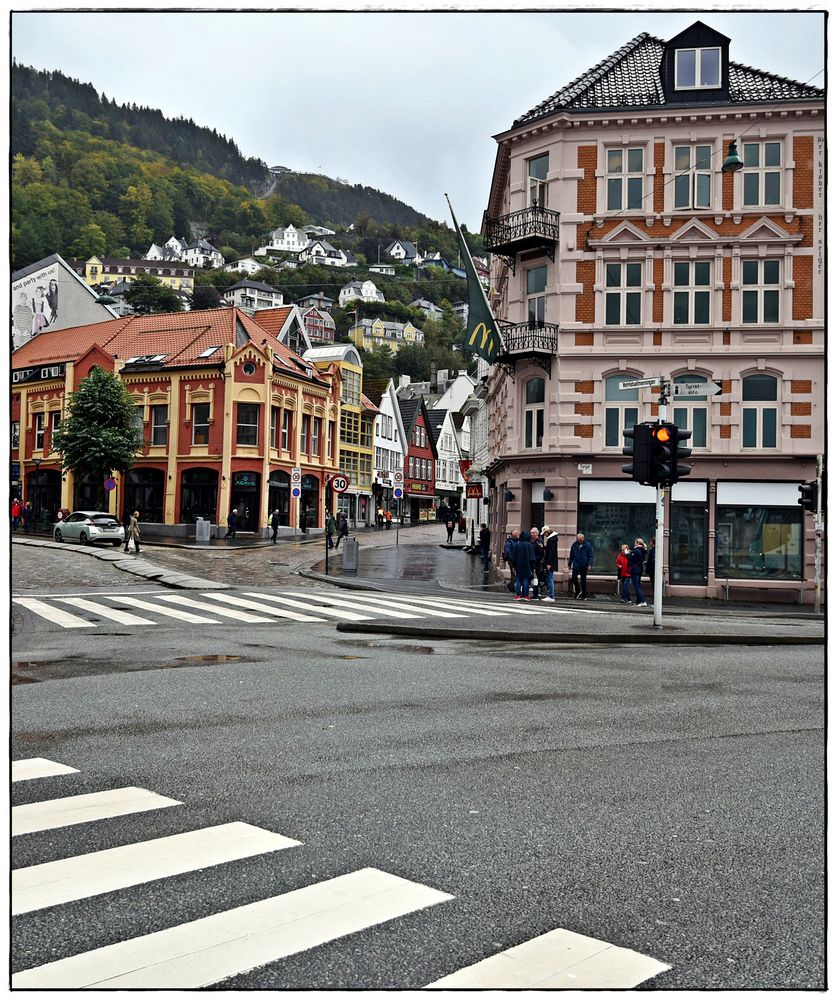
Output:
[273, 589, 424, 620]
[156, 594, 275, 623]
[242, 592, 373, 621]
[202, 593, 327, 622]
[55, 597, 156, 626]
[12, 597, 96, 629]
[280, 590, 468, 620]
[13, 822, 301, 915]
[11, 761, 670, 988]
[13, 786, 181, 836]
[12, 758, 79, 783]
[108, 595, 220, 624]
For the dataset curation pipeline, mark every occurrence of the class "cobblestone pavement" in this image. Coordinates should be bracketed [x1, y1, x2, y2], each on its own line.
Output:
[12, 545, 151, 592]
[130, 522, 450, 588]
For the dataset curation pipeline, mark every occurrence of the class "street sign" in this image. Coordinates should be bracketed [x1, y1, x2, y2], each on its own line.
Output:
[393, 470, 404, 485]
[619, 377, 663, 391]
[330, 474, 350, 494]
[393, 487, 403, 499]
[291, 467, 301, 484]
[291, 487, 301, 499]
[673, 381, 722, 397]
[104, 478, 116, 491]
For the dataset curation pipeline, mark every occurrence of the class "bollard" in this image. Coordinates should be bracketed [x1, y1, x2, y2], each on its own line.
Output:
[195, 517, 212, 543]
[341, 537, 359, 575]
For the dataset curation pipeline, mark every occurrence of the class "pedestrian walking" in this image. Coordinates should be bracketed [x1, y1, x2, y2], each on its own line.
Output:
[616, 543, 632, 603]
[335, 512, 349, 548]
[437, 504, 449, 524]
[503, 529, 519, 593]
[225, 508, 238, 541]
[377, 507, 385, 530]
[511, 530, 536, 600]
[11, 498, 22, 531]
[628, 538, 648, 606]
[446, 519, 455, 543]
[124, 510, 141, 554]
[384, 509, 392, 530]
[567, 532, 594, 599]
[541, 526, 558, 601]
[479, 523, 491, 571]
[530, 527, 544, 600]
[270, 509, 281, 544]
[299, 506, 307, 534]
[646, 537, 656, 582]
[326, 511, 336, 549]
[22, 501, 34, 534]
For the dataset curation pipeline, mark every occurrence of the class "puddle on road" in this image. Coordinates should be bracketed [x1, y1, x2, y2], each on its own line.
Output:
[174, 654, 243, 663]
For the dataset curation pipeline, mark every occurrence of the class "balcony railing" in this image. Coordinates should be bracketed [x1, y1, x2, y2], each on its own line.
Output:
[496, 322, 559, 377]
[484, 206, 561, 272]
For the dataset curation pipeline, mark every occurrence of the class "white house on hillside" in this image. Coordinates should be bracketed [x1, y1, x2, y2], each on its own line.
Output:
[384, 239, 417, 264]
[224, 257, 265, 275]
[338, 279, 386, 307]
[223, 280, 285, 312]
[182, 239, 224, 269]
[255, 224, 310, 256]
[299, 240, 356, 268]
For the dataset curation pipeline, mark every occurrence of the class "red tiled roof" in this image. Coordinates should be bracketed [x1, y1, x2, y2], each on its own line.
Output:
[248, 306, 294, 339]
[361, 393, 380, 414]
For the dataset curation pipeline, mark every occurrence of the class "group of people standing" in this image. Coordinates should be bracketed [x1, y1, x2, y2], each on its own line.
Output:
[616, 537, 655, 607]
[10, 498, 34, 532]
[502, 526, 561, 602]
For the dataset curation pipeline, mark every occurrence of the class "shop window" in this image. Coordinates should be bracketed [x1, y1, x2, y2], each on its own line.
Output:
[605, 262, 642, 325]
[524, 377, 545, 449]
[577, 502, 655, 573]
[673, 144, 712, 209]
[742, 260, 780, 324]
[606, 147, 644, 211]
[236, 403, 260, 447]
[742, 374, 778, 449]
[673, 260, 711, 324]
[716, 506, 801, 579]
[604, 374, 639, 448]
[742, 142, 782, 207]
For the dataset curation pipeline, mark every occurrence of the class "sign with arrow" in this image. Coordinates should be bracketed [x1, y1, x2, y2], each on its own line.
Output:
[673, 381, 723, 397]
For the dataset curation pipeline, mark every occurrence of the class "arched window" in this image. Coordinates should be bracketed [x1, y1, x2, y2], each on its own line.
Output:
[524, 377, 545, 449]
[673, 374, 709, 448]
[742, 374, 778, 449]
[604, 375, 639, 448]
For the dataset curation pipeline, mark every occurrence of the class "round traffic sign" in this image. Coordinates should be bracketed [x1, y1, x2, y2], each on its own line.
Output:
[393, 471, 404, 485]
[291, 487, 301, 498]
[393, 487, 403, 499]
[291, 469, 302, 484]
[103, 477, 117, 492]
[330, 474, 350, 494]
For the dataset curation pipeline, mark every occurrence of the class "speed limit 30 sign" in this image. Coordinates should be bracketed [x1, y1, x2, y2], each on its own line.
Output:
[330, 474, 350, 494]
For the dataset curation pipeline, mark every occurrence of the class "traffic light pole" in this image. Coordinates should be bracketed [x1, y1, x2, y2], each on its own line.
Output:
[653, 382, 669, 629]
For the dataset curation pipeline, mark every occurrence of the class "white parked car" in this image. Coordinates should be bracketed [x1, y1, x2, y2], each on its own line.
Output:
[53, 510, 125, 547]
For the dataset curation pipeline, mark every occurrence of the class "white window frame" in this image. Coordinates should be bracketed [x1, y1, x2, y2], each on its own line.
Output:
[311, 417, 321, 457]
[673, 144, 713, 210]
[674, 47, 721, 90]
[150, 404, 168, 446]
[604, 262, 642, 326]
[672, 260, 712, 325]
[741, 259, 781, 324]
[300, 413, 311, 455]
[526, 265, 547, 328]
[742, 141, 782, 208]
[192, 402, 210, 445]
[12, 421, 20, 450]
[528, 153, 548, 209]
[236, 403, 260, 447]
[741, 374, 779, 450]
[606, 147, 644, 212]
[604, 375, 640, 449]
[523, 377, 545, 450]
[281, 410, 291, 451]
[270, 406, 279, 450]
[34, 412, 46, 451]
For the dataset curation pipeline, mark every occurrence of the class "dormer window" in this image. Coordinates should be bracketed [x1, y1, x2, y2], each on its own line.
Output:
[675, 47, 721, 89]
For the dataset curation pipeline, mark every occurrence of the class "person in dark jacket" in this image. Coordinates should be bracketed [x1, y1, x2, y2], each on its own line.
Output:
[646, 537, 656, 582]
[503, 530, 519, 592]
[512, 530, 536, 600]
[22, 501, 35, 533]
[479, 523, 491, 571]
[567, 532, 594, 599]
[445, 518, 455, 543]
[335, 512, 350, 548]
[270, 509, 281, 544]
[628, 538, 648, 606]
[225, 508, 238, 541]
[530, 527, 544, 599]
[542, 526, 558, 601]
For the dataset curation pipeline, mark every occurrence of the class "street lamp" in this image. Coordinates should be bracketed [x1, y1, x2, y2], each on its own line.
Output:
[721, 141, 744, 173]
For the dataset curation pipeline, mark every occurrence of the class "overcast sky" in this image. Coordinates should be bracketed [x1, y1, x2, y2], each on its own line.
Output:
[11, 6, 826, 231]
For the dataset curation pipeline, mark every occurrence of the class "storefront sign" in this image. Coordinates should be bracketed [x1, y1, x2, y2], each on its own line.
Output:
[466, 483, 484, 499]
[11, 462, 20, 479]
[407, 481, 431, 494]
[459, 460, 472, 481]
[12, 364, 67, 385]
[233, 472, 258, 487]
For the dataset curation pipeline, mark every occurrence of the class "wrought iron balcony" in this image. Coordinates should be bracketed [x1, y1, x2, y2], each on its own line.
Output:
[495, 322, 559, 378]
[484, 206, 561, 273]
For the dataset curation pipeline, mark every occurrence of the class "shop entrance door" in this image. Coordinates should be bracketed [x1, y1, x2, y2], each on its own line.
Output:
[669, 504, 708, 584]
[230, 471, 261, 531]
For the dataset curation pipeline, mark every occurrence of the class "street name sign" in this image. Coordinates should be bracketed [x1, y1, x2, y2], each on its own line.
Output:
[673, 381, 723, 397]
[619, 377, 663, 391]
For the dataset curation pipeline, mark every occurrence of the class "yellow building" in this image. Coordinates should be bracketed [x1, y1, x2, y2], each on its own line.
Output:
[347, 317, 424, 355]
[67, 256, 195, 293]
[303, 344, 376, 527]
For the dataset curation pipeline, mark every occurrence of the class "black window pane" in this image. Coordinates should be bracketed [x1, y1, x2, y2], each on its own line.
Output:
[743, 374, 777, 401]
[673, 291, 689, 324]
[605, 264, 621, 288]
[625, 293, 641, 325]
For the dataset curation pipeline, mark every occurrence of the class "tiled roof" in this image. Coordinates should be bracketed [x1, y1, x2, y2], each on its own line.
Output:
[247, 306, 294, 338]
[513, 31, 823, 125]
[425, 409, 446, 443]
[397, 397, 421, 435]
[226, 279, 281, 294]
[361, 393, 380, 414]
[361, 378, 390, 408]
[11, 307, 324, 383]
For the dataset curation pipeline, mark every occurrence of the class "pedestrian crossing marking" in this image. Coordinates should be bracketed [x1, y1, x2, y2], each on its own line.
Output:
[203, 593, 327, 623]
[13, 867, 454, 989]
[157, 594, 274, 623]
[385, 594, 547, 616]
[276, 589, 425, 620]
[13, 786, 181, 837]
[13, 822, 302, 915]
[56, 597, 156, 626]
[425, 926, 670, 989]
[280, 590, 467, 620]
[243, 593, 373, 622]
[12, 758, 79, 783]
[12, 597, 96, 629]
[403, 594, 605, 616]
[109, 595, 219, 624]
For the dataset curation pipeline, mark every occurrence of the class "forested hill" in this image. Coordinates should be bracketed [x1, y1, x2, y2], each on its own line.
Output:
[12, 63, 270, 191]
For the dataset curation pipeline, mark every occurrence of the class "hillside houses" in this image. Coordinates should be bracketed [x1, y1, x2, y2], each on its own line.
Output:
[338, 279, 386, 307]
[348, 317, 425, 354]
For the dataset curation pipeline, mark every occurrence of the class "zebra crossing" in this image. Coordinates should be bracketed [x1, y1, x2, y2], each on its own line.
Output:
[12, 588, 603, 631]
[12, 757, 670, 989]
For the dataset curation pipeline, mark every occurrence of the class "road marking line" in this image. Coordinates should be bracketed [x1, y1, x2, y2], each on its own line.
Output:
[203, 593, 326, 623]
[382, 596, 525, 617]
[13, 822, 301, 915]
[56, 597, 156, 626]
[12, 759, 79, 783]
[106, 596, 219, 624]
[277, 590, 424, 620]
[403, 595, 602, 615]
[243, 593, 372, 622]
[13, 867, 453, 989]
[12, 787, 181, 837]
[157, 594, 274, 623]
[12, 598, 96, 629]
[280, 591, 466, 620]
[425, 927, 670, 989]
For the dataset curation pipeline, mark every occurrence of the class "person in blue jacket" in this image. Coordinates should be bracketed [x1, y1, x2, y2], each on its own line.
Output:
[567, 532, 594, 599]
[628, 537, 648, 607]
[511, 530, 536, 601]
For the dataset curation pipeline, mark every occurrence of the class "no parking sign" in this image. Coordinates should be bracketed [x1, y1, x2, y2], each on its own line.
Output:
[291, 467, 301, 499]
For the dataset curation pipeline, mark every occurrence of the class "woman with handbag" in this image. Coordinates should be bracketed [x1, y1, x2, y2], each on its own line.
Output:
[124, 510, 141, 554]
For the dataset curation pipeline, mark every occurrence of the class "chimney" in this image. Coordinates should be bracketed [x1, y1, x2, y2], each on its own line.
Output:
[399, 374, 411, 389]
[430, 361, 438, 392]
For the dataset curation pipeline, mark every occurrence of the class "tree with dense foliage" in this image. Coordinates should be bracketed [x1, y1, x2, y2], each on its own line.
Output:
[123, 274, 184, 314]
[51, 366, 143, 511]
[190, 284, 222, 310]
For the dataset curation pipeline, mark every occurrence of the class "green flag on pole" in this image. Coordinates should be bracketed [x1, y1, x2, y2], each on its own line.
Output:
[445, 194, 502, 365]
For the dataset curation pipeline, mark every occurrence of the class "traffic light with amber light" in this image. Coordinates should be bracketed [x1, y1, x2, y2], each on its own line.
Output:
[649, 422, 692, 486]
[622, 422, 654, 484]
[798, 480, 817, 514]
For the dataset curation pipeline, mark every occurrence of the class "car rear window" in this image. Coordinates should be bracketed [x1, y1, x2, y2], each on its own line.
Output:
[91, 515, 120, 526]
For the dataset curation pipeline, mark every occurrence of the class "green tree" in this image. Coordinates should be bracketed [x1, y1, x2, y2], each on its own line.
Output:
[360, 345, 396, 381]
[124, 274, 184, 314]
[191, 284, 222, 309]
[52, 366, 143, 512]
[70, 222, 107, 259]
